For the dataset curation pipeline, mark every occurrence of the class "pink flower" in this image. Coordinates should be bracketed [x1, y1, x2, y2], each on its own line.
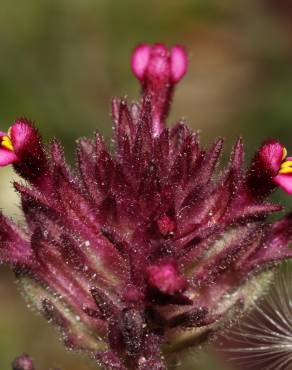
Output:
[131, 43, 187, 136]
[0, 119, 48, 186]
[246, 139, 292, 198]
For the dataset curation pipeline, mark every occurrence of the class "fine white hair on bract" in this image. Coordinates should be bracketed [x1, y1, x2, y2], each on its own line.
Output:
[219, 262, 292, 370]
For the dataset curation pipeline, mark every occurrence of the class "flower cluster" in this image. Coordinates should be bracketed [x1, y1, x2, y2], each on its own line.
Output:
[0, 43, 291, 370]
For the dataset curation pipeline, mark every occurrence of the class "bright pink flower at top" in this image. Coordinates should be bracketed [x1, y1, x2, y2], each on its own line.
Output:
[131, 43, 188, 136]
[131, 43, 187, 83]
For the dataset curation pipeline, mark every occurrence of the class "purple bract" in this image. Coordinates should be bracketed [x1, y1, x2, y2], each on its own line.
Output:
[0, 43, 291, 370]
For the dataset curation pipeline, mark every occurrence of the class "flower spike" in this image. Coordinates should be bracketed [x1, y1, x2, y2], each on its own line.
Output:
[0, 43, 292, 370]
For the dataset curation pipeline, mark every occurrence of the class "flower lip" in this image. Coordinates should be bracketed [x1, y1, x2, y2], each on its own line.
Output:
[273, 147, 292, 194]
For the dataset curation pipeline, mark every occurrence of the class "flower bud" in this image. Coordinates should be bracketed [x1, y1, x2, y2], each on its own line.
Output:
[131, 43, 188, 136]
[12, 354, 35, 370]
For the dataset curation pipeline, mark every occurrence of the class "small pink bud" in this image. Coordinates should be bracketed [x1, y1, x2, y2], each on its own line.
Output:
[12, 354, 35, 370]
[131, 43, 187, 85]
[146, 260, 187, 295]
[157, 214, 176, 236]
[131, 43, 188, 136]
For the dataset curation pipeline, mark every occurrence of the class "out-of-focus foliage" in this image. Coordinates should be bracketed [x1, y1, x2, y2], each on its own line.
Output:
[0, 0, 291, 369]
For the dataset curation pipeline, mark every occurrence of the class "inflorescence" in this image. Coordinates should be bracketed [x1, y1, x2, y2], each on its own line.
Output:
[1, 43, 291, 370]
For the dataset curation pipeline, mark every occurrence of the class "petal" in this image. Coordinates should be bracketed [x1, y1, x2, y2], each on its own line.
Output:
[170, 45, 188, 82]
[10, 120, 34, 152]
[255, 139, 284, 175]
[274, 173, 292, 194]
[131, 44, 151, 80]
[0, 147, 18, 166]
[147, 43, 170, 81]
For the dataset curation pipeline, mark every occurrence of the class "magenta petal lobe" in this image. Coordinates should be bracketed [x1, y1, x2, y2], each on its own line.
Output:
[274, 173, 292, 194]
[170, 45, 188, 82]
[0, 147, 18, 166]
[131, 44, 151, 80]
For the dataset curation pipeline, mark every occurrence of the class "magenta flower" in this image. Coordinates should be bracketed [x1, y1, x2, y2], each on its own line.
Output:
[1, 43, 292, 370]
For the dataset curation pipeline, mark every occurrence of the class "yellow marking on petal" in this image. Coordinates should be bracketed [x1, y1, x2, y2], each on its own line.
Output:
[279, 159, 292, 174]
[278, 149, 292, 174]
[279, 167, 292, 174]
[1, 135, 14, 151]
[281, 160, 292, 168]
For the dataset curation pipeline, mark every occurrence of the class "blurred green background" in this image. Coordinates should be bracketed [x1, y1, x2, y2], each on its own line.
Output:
[0, 0, 291, 369]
